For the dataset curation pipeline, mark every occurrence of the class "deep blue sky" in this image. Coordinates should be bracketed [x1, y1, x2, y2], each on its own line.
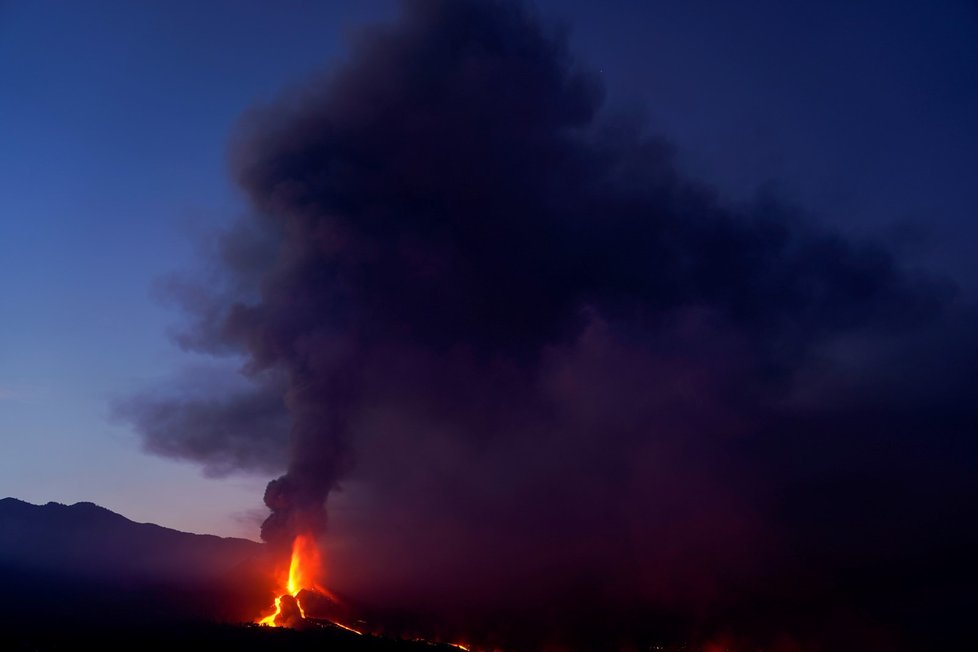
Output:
[1, 0, 976, 538]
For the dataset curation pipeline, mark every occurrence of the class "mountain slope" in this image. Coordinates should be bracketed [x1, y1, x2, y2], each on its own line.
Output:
[0, 497, 261, 581]
[0, 497, 272, 625]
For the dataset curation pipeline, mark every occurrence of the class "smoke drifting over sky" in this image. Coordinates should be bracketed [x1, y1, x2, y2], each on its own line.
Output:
[120, 0, 977, 647]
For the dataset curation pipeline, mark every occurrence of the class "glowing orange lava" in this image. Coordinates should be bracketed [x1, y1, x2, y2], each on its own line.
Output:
[257, 533, 347, 628]
[257, 596, 287, 627]
[255, 539, 477, 647]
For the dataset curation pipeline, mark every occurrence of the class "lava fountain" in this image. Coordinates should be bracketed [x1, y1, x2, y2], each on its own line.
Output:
[257, 533, 360, 632]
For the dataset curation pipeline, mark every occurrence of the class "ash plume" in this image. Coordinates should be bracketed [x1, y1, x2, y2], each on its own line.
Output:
[121, 0, 977, 647]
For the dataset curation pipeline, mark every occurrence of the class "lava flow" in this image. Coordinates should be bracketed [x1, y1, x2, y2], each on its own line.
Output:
[257, 533, 360, 633]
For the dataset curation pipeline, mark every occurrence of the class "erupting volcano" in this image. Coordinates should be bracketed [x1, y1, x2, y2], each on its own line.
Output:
[257, 533, 360, 634]
[104, 0, 978, 648]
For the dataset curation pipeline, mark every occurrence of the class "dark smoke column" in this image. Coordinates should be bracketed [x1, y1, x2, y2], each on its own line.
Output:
[259, 374, 358, 546]
[226, 0, 603, 547]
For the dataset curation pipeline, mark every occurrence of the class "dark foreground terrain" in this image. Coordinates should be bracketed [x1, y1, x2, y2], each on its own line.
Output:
[0, 621, 472, 652]
[1, 498, 971, 651]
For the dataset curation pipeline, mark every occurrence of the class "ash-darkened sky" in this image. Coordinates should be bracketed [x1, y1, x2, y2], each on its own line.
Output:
[2, 1, 977, 648]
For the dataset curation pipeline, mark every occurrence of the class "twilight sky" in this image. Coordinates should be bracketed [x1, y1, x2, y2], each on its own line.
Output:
[2, 0, 976, 552]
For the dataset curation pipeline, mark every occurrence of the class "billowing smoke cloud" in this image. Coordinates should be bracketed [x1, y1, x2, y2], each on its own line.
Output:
[120, 0, 977, 647]
[114, 371, 288, 477]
